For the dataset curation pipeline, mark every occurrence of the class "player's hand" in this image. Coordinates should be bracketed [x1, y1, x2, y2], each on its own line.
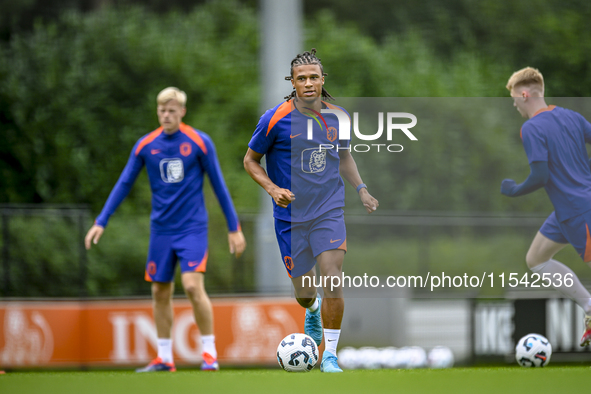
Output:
[228, 230, 247, 257]
[501, 179, 517, 196]
[269, 187, 295, 208]
[359, 189, 379, 213]
[84, 224, 104, 250]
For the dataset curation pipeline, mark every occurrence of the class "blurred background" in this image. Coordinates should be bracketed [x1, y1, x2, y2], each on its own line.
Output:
[1, 0, 591, 366]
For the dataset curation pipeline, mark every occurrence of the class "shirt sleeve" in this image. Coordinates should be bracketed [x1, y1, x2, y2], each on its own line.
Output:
[501, 161, 549, 197]
[199, 134, 241, 232]
[521, 122, 548, 164]
[248, 110, 274, 155]
[95, 142, 145, 227]
[339, 107, 351, 149]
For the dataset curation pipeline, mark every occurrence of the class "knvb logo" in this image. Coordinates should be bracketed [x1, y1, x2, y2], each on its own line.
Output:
[307, 110, 417, 153]
[159, 158, 185, 183]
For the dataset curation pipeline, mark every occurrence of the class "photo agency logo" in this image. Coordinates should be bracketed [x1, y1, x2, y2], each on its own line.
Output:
[308, 110, 418, 153]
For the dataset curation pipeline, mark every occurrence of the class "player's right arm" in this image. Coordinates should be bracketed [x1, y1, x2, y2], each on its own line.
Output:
[243, 148, 294, 208]
[85, 144, 145, 250]
[244, 107, 295, 208]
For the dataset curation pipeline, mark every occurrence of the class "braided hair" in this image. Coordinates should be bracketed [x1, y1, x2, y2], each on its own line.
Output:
[284, 48, 334, 101]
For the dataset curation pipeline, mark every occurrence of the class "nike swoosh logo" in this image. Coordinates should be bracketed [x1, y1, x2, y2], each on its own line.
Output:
[151, 149, 161, 155]
[188, 261, 199, 267]
[290, 133, 302, 139]
[330, 239, 341, 243]
[328, 339, 336, 342]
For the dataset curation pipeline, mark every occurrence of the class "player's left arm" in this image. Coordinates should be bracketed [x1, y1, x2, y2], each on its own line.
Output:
[338, 149, 379, 213]
[501, 161, 549, 197]
[200, 136, 246, 257]
[502, 123, 549, 197]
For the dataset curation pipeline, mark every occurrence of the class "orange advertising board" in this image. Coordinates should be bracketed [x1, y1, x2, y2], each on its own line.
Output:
[0, 298, 304, 368]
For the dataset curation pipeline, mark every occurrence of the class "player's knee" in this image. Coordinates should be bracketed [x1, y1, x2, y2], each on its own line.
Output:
[525, 251, 542, 269]
[293, 285, 316, 301]
[322, 268, 342, 281]
[184, 282, 206, 303]
[323, 285, 343, 299]
[295, 297, 315, 308]
[152, 282, 173, 303]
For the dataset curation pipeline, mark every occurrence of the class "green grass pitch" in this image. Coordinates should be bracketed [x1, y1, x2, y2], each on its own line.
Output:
[1, 366, 590, 394]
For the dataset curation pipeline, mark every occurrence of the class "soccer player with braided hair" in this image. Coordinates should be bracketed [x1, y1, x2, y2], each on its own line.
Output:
[244, 48, 378, 372]
[283, 48, 334, 102]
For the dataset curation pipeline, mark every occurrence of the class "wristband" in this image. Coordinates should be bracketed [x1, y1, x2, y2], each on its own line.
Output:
[356, 183, 367, 193]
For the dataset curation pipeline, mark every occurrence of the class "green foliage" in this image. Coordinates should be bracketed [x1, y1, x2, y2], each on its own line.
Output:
[0, 2, 260, 211]
[0, 2, 262, 297]
[2, 215, 86, 297]
[307, 12, 506, 98]
[307, 0, 591, 96]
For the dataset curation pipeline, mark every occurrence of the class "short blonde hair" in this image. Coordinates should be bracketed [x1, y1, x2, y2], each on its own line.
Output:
[157, 87, 187, 106]
[506, 67, 544, 93]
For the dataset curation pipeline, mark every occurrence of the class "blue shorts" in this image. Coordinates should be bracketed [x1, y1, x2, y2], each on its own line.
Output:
[540, 210, 591, 261]
[274, 208, 347, 278]
[145, 227, 208, 282]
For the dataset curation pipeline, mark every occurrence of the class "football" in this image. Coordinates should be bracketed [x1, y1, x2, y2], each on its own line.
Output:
[276, 333, 319, 372]
[427, 346, 454, 369]
[515, 333, 552, 367]
[337, 347, 359, 370]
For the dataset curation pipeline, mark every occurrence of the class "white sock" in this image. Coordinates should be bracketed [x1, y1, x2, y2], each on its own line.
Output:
[323, 329, 341, 355]
[531, 259, 591, 314]
[157, 338, 173, 364]
[201, 335, 217, 358]
[307, 298, 319, 313]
